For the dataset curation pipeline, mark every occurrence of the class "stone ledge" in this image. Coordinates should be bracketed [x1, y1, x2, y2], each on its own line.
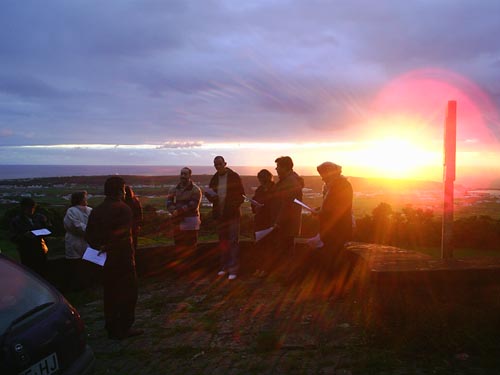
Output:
[345, 242, 500, 290]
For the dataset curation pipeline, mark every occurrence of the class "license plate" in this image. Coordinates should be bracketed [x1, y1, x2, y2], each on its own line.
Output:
[19, 352, 59, 375]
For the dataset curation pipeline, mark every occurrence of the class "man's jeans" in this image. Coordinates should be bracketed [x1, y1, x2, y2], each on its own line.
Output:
[217, 217, 240, 274]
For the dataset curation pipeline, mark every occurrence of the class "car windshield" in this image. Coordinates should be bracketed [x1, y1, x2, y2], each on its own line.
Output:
[0, 258, 58, 334]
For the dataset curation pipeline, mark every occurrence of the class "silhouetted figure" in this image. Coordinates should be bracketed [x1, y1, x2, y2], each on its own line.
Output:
[315, 162, 353, 267]
[9, 198, 51, 278]
[251, 169, 278, 276]
[166, 167, 202, 273]
[205, 156, 245, 280]
[272, 156, 304, 275]
[124, 186, 143, 251]
[86, 177, 142, 340]
[63, 191, 93, 291]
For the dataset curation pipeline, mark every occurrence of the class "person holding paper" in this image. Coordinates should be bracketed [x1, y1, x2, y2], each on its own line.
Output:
[273, 156, 304, 273]
[166, 167, 202, 272]
[315, 162, 353, 262]
[86, 176, 142, 340]
[206, 156, 245, 280]
[251, 169, 279, 276]
[9, 198, 51, 277]
[63, 191, 93, 291]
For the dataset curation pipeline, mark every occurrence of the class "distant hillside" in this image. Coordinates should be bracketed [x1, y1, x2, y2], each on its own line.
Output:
[0, 174, 454, 194]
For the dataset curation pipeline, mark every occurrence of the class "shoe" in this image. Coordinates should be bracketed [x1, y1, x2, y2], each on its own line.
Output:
[228, 274, 237, 280]
[217, 270, 226, 276]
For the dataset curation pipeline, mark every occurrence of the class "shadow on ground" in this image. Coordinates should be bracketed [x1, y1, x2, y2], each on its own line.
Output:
[61, 242, 500, 374]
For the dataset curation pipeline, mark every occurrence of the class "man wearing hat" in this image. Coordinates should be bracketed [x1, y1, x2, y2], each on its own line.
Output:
[315, 162, 353, 262]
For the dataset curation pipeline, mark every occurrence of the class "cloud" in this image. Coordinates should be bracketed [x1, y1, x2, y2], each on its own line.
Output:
[0, 0, 499, 163]
[0, 129, 14, 137]
[0, 75, 65, 99]
[157, 141, 203, 149]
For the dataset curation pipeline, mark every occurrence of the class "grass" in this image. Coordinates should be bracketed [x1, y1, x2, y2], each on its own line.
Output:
[0, 234, 18, 260]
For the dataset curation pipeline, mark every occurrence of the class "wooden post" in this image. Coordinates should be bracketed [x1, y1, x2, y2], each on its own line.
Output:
[441, 100, 456, 259]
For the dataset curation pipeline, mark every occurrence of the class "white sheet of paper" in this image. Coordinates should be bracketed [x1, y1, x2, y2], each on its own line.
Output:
[255, 226, 274, 242]
[243, 195, 264, 207]
[31, 228, 51, 236]
[293, 198, 315, 212]
[82, 247, 107, 266]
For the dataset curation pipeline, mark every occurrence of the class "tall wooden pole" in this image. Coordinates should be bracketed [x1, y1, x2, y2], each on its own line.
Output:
[441, 100, 456, 259]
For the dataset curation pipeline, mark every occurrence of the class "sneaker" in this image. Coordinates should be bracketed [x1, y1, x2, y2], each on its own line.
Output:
[228, 274, 237, 280]
[217, 270, 226, 276]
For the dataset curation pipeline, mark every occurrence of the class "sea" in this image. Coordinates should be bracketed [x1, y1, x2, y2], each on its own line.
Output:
[0, 164, 300, 180]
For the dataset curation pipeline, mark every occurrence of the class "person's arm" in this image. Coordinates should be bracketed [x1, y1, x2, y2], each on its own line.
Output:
[175, 187, 202, 217]
[235, 174, 245, 206]
[205, 176, 218, 203]
[64, 208, 87, 236]
[134, 198, 144, 226]
[166, 188, 176, 214]
[85, 209, 107, 250]
[251, 188, 262, 214]
[186, 186, 202, 214]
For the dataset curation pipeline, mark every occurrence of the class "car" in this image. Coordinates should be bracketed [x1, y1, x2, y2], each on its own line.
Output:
[0, 254, 95, 375]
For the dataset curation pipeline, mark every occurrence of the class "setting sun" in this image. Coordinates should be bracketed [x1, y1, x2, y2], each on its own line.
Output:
[355, 138, 439, 180]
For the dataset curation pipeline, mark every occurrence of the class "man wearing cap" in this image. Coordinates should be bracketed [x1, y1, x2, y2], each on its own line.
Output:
[315, 162, 353, 262]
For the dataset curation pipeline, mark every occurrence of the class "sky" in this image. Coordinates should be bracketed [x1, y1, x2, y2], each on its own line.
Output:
[1, 0, 500, 186]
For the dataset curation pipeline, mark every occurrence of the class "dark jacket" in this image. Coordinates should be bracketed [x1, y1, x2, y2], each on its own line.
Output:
[252, 182, 279, 232]
[207, 168, 245, 220]
[275, 171, 304, 237]
[125, 196, 143, 230]
[319, 175, 353, 250]
[9, 212, 50, 270]
[86, 197, 135, 272]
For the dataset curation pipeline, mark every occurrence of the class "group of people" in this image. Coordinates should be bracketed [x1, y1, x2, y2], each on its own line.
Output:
[8, 155, 353, 340]
[9, 180, 144, 340]
[166, 155, 354, 280]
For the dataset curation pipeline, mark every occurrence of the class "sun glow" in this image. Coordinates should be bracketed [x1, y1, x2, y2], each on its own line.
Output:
[360, 138, 438, 178]
[341, 114, 441, 180]
[340, 68, 500, 183]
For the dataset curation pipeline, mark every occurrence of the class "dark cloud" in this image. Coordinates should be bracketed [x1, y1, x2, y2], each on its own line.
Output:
[0, 75, 64, 98]
[0, 0, 499, 150]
